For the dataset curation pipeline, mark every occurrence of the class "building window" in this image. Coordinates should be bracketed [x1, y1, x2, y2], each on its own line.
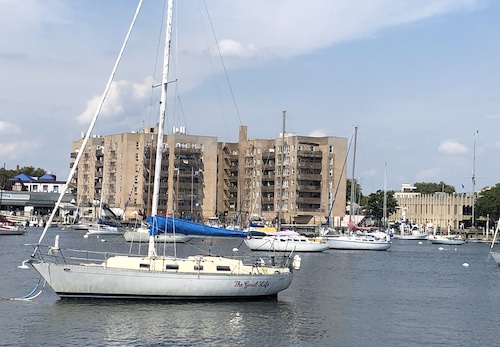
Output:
[43, 185, 48, 193]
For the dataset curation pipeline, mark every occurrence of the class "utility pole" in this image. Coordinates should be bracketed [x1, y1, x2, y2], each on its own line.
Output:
[472, 129, 478, 229]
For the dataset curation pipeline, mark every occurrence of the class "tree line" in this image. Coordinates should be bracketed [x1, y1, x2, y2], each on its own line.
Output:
[0, 166, 46, 189]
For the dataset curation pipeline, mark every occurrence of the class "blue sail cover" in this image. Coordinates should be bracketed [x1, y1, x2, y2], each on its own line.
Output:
[147, 216, 247, 238]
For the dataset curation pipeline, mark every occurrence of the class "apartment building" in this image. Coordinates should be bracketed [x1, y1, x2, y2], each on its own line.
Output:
[217, 126, 348, 227]
[71, 125, 348, 227]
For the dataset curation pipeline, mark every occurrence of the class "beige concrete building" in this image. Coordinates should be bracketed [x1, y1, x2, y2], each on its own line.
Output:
[391, 184, 475, 230]
[70, 125, 348, 227]
[71, 126, 218, 222]
[217, 126, 348, 228]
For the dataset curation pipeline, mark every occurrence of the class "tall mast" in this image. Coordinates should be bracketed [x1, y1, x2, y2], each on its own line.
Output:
[149, 0, 174, 257]
[349, 126, 358, 220]
[472, 129, 478, 229]
[277, 110, 286, 231]
[383, 162, 387, 229]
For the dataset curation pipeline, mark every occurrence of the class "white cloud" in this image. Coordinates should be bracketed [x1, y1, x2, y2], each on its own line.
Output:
[0, 0, 66, 47]
[0, 121, 21, 134]
[216, 40, 259, 58]
[308, 129, 327, 137]
[438, 140, 468, 154]
[0, 141, 35, 160]
[193, 0, 485, 60]
[77, 77, 153, 125]
[417, 167, 441, 180]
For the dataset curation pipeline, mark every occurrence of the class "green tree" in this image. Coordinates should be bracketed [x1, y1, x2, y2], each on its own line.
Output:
[0, 165, 47, 190]
[364, 190, 398, 221]
[413, 181, 455, 194]
[346, 178, 362, 203]
[17, 166, 46, 177]
[476, 184, 500, 221]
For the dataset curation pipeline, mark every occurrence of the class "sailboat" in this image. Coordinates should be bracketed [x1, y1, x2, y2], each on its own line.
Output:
[85, 169, 123, 236]
[489, 218, 500, 265]
[326, 127, 391, 251]
[243, 111, 328, 252]
[123, 222, 192, 243]
[24, 0, 300, 299]
[0, 215, 24, 235]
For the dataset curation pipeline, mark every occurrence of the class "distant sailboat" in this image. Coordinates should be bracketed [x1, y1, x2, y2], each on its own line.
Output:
[489, 217, 500, 265]
[244, 111, 328, 253]
[25, 0, 300, 300]
[326, 127, 391, 251]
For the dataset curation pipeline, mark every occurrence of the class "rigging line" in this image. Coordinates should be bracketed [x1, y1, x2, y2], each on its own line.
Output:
[195, 0, 231, 141]
[34, 0, 145, 251]
[355, 128, 375, 193]
[147, 0, 167, 128]
[176, 96, 190, 134]
[201, 0, 243, 127]
[326, 133, 354, 225]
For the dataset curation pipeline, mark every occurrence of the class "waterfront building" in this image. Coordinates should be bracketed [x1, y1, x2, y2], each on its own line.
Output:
[392, 184, 475, 230]
[70, 126, 218, 222]
[70, 125, 348, 228]
[218, 126, 347, 228]
[1, 173, 74, 223]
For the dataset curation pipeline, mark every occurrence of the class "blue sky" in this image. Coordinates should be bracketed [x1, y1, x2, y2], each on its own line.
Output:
[0, 0, 499, 195]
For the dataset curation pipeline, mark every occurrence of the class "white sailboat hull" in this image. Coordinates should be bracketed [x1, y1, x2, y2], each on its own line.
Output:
[0, 227, 25, 235]
[326, 235, 391, 251]
[123, 229, 192, 243]
[244, 236, 328, 252]
[30, 255, 294, 299]
[428, 236, 466, 245]
[393, 233, 429, 240]
[490, 251, 500, 266]
[86, 225, 123, 235]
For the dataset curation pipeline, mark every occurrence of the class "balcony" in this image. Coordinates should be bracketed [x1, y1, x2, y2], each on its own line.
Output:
[297, 150, 322, 158]
[297, 161, 322, 169]
[261, 185, 275, 193]
[296, 197, 321, 204]
[297, 184, 321, 192]
[296, 173, 322, 181]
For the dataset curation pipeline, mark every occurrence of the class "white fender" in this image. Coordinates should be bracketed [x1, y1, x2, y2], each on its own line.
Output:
[293, 255, 302, 271]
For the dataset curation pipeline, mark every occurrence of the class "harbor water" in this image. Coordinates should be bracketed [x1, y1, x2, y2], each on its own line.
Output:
[2, 227, 500, 346]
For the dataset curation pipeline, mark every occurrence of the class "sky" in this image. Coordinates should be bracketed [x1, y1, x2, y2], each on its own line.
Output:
[1, 0, 499, 195]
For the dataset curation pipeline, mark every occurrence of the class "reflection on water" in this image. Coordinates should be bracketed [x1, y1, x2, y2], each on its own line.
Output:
[3, 228, 500, 346]
[23, 299, 302, 347]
